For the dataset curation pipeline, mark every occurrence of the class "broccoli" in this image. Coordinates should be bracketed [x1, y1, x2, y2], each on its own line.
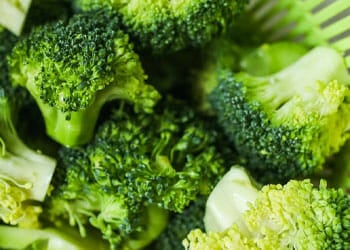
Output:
[0, 225, 109, 249]
[72, 0, 249, 53]
[209, 46, 350, 183]
[42, 97, 233, 249]
[191, 40, 308, 114]
[0, 89, 56, 228]
[8, 8, 161, 147]
[0, 26, 56, 229]
[183, 166, 350, 249]
[150, 195, 207, 250]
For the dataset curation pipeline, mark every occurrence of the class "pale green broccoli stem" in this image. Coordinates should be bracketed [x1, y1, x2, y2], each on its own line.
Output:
[246, 46, 350, 124]
[0, 0, 32, 35]
[0, 96, 56, 201]
[204, 166, 259, 235]
[0, 225, 109, 249]
[125, 205, 169, 250]
[239, 42, 308, 76]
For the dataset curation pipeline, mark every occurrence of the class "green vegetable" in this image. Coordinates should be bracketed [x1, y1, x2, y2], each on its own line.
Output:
[184, 166, 350, 249]
[73, 0, 249, 53]
[0, 90, 56, 228]
[42, 97, 232, 249]
[191, 41, 308, 114]
[0, 225, 109, 250]
[151, 195, 207, 250]
[210, 46, 350, 183]
[8, 8, 160, 147]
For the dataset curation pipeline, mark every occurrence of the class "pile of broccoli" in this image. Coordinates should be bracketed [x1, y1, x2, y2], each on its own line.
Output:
[1, 0, 350, 249]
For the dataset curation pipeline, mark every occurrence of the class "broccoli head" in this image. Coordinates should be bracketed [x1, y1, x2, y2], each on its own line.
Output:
[43, 97, 232, 249]
[183, 166, 350, 249]
[8, 8, 160, 147]
[73, 0, 249, 53]
[210, 46, 350, 183]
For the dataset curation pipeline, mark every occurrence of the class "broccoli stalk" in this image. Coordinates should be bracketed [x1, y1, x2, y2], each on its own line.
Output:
[210, 46, 350, 183]
[0, 90, 56, 228]
[0, 225, 109, 249]
[0, 0, 32, 35]
[184, 166, 350, 249]
[8, 8, 160, 147]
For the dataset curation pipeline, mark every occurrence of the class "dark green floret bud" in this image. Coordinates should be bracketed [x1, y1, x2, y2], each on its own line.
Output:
[210, 46, 350, 183]
[8, 9, 160, 147]
[73, 0, 249, 53]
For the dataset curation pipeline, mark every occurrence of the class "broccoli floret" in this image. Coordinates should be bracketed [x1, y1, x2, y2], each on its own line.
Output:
[183, 166, 350, 249]
[150, 195, 207, 250]
[210, 46, 350, 183]
[0, 225, 109, 249]
[73, 0, 249, 53]
[8, 8, 160, 147]
[191, 41, 308, 114]
[43, 97, 232, 249]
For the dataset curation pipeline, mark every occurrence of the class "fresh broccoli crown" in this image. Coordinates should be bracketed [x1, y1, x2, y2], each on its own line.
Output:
[151, 195, 207, 250]
[9, 8, 160, 146]
[73, 0, 249, 53]
[10, 8, 146, 113]
[184, 179, 350, 250]
[243, 179, 350, 249]
[210, 47, 350, 183]
[44, 97, 231, 249]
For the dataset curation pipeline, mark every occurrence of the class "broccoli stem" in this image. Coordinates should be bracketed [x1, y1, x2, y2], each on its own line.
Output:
[0, 225, 109, 249]
[0, 94, 56, 201]
[248, 46, 350, 121]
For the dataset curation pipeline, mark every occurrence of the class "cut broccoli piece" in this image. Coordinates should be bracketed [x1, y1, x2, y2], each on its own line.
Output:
[191, 41, 308, 114]
[8, 8, 160, 147]
[0, 225, 109, 249]
[0, 0, 32, 35]
[210, 46, 350, 183]
[0, 89, 56, 228]
[73, 0, 249, 53]
[42, 97, 232, 249]
[184, 166, 350, 249]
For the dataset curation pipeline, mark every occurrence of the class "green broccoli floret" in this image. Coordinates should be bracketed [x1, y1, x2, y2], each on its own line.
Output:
[0, 225, 109, 249]
[191, 41, 308, 114]
[183, 166, 350, 249]
[8, 8, 160, 147]
[73, 0, 249, 53]
[42, 97, 232, 249]
[323, 141, 350, 193]
[150, 195, 207, 250]
[209, 46, 350, 183]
